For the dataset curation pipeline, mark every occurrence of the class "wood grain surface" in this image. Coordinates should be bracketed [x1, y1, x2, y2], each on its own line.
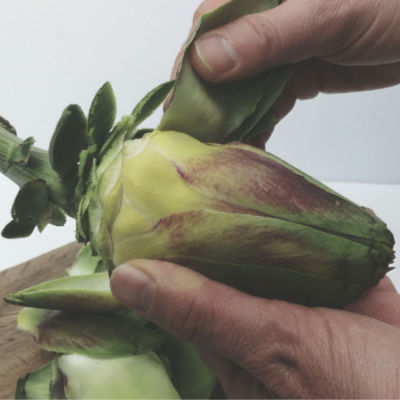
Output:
[0, 242, 81, 399]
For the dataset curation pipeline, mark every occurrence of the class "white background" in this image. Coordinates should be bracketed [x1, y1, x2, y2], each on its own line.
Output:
[0, 1, 399, 288]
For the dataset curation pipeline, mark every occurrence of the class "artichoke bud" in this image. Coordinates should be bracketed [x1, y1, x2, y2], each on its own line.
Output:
[84, 130, 394, 307]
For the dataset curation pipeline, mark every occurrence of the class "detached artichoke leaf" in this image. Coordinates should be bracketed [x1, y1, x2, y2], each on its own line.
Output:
[17, 307, 164, 358]
[5, 272, 122, 312]
[55, 353, 180, 399]
[159, 0, 292, 143]
[87, 82, 116, 149]
[15, 361, 52, 400]
[8, 137, 35, 166]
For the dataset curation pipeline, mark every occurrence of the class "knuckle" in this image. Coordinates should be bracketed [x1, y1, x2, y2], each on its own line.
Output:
[171, 284, 217, 346]
[244, 302, 313, 397]
[240, 13, 282, 58]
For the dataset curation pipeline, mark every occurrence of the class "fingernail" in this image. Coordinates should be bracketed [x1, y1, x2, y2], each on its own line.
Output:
[194, 35, 237, 75]
[111, 264, 155, 312]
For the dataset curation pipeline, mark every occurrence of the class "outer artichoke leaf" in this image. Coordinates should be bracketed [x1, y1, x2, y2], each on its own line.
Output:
[57, 353, 180, 399]
[8, 136, 35, 166]
[49, 104, 88, 182]
[88, 82, 116, 149]
[17, 307, 164, 358]
[148, 131, 394, 249]
[5, 272, 122, 312]
[129, 80, 175, 137]
[171, 254, 376, 308]
[111, 209, 390, 306]
[159, 0, 292, 143]
[75, 150, 97, 241]
[98, 80, 174, 159]
[16, 361, 52, 400]
[239, 108, 279, 141]
[74, 144, 97, 206]
[67, 244, 101, 276]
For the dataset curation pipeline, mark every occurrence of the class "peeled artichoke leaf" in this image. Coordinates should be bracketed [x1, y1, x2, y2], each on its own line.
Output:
[5, 272, 122, 312]
[17, 307, 163, 358]
[159, 0, 292, 143]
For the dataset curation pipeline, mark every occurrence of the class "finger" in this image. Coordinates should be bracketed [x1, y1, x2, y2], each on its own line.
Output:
[164, 0, 229, 111]
[197, 349, 277, 399]
[189, 0, 399, 82]
[170, 0, 229, 82]
[345, 277, 400, 327]
[110, 259, 306, 365]
[245, 90, 296, 149]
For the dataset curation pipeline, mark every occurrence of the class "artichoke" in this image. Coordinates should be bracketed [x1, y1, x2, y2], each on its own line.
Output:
[0, 0, 396, 397]
[84, 129, 393, 307]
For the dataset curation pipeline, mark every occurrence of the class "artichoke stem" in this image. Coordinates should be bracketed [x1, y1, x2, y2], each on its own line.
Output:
[0, 123, 69, 212]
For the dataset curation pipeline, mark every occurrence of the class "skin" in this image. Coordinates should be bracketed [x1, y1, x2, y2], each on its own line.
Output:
[111, 261, 400, 399]
[111, 1, 400, 398]
[171, 0, 400, 146]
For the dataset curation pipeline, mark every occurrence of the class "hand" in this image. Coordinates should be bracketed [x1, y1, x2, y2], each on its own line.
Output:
[111, 260, 400, 399]
[172, 0, 400, 147]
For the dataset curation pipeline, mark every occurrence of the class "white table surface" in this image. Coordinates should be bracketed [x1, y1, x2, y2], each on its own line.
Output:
[0, 179, 399, 290]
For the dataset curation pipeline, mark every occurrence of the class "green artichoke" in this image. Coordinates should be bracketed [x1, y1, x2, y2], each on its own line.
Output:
[83, 129, 393, 307]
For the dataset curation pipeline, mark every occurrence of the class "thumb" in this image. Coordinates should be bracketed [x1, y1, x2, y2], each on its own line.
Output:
[190, 0, 377, 82]
[110, 259, 304, 363]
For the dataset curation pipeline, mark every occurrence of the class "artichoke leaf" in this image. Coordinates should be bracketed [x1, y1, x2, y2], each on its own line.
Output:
[67, 244, 102, 276]
[17, 307, 164, 358]
[159, 0, 292, 143]
[111, 208, 390, 307]
[87, 82, 116, 149]
[2, 179, 54, 237]
[99, 80, 175, 160]
[56, 353, 180, 399]
[4, 272, 122, 312]
[15, 361, 52, 400]
[49, 104, 88, 185]
[8, 136, 35, 166]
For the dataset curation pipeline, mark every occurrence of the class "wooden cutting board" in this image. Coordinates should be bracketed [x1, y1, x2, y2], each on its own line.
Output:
[0, 242, 81, 398]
